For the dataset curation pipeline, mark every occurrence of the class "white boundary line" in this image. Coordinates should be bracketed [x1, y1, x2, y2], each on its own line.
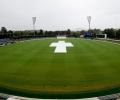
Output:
[92, 39, 120, 46]
[7, 96, 99, 100]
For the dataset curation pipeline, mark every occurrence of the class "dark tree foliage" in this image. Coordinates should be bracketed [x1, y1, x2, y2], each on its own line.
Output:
[91, 29, 102, 37]
[103, 28, 116, 39]
[1, 26, 120, 40]
[8, 30, 13, 34]
[0, 27, 8, 38]
[80, 30, 87, 35]
[116, 29, 120, 39]
[39, 29, 44, 36]
[0, 27, 7, 34]
[66, 29, 71, 36]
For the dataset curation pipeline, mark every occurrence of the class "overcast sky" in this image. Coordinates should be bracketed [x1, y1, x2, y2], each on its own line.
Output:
[0, 0, 120, 31]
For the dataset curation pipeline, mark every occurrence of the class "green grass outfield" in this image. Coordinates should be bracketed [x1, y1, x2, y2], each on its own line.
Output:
[0, 38, 120, 98]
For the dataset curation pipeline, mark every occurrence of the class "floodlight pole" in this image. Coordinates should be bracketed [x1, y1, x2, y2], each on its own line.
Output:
[32, 17, 36, 31]
[87, 16, 91, 32]
[32, 17, 36, 37]
[33, 24, 35, 31]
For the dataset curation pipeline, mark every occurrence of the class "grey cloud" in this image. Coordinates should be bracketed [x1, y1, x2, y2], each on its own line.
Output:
[0, 0, 120, 30]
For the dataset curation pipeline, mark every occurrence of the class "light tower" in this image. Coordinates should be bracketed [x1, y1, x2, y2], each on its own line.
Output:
[87, 16, 91, 32]
[32, 17, 36, 31]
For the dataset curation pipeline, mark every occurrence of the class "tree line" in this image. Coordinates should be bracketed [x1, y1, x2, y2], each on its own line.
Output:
[0, 27, 120, 39]
[0, 27, 80, 39]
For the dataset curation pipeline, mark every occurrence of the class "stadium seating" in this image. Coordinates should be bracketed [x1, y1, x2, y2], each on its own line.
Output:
[0, 39, 15, 46]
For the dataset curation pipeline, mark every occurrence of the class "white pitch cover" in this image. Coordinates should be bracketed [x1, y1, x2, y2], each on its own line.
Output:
[50, 41, 73, 53]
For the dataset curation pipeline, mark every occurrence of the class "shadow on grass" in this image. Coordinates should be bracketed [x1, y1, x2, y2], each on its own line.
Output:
[0, 86, 120, 99]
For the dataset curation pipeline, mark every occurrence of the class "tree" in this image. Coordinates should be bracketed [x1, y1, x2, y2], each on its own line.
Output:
[1, 27, 7, 34]
[8, 30, 13, 34]
[39, 29, 44, 36]
[116, 29, 120, 39]
[8, 30, 13, 38]
[66, 29, 71, 36]
[103, 28, 116, 39]
[91, 29, 102, 38]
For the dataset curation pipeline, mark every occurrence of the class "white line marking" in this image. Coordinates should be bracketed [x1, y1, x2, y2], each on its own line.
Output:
[94, 39, 120, 46]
